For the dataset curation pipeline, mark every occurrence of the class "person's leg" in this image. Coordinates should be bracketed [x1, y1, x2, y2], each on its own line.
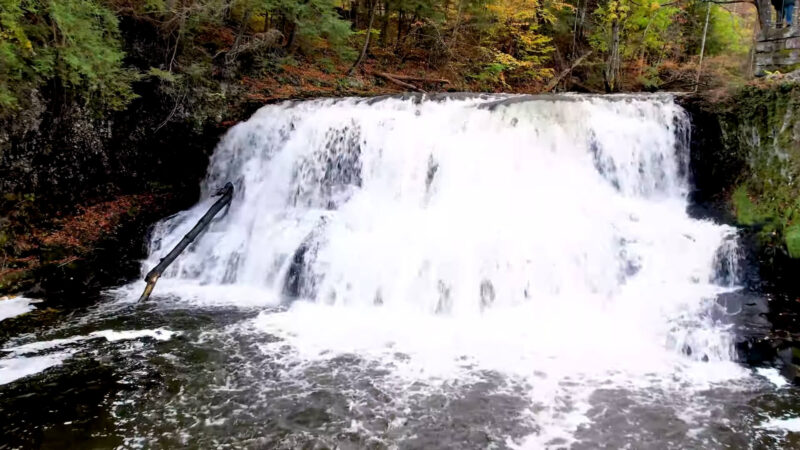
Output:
[786, 4, 795, 26]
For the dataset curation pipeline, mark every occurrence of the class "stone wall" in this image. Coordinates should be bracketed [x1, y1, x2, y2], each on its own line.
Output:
[755, 25, 800, 74]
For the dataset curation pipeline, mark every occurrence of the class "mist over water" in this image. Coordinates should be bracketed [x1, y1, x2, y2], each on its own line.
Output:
[131, 94, 759, 446]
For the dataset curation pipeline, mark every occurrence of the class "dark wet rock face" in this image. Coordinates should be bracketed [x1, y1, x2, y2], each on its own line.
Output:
[680, 90, 800, 297]
[679, 95, 746, 223]
[0, 91, 215, 210]
[710, 291, 774, 365]
[681, 91, 800, 380]
[282, 220, 326, 302]
[0, 82, 224, 300]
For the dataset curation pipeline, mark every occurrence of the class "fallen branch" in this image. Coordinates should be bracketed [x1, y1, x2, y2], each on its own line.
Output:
[374, 72, 425, 92]
[568, 78, 603, 94]
[139, 183, 234, 302]
[544, 51, 593, 92]
[381, 73, 451, 84]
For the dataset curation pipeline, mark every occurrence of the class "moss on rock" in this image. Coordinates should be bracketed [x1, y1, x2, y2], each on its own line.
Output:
[787, 224, 800, 258]
[0, 269, 32, 294]
[732, 185, 760, 225]
[718, 83, 800, 258]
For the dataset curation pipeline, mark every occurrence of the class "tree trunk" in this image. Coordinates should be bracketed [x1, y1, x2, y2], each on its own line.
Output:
[349, 0, 378, 74]
[572, 0, 590, 57]
[450, 0, 464, 47]
[637, 13, 654, 60]
[695, 1, 711, 92]
[396, 9, 405, 45]
[755, 0, 771, 29]
[374, 71, 425, 91]
[277, 13, 286, 36]
[376, 72, 450, 83]
[380, 0, 391, 47]
[604, 19, 621, 92]
[634, 12, 655, 77]
[168, 11, 186, 72]
[286, 21, 297, 51]
[546, 51, 593, 92]
[226, 8, 252, 65]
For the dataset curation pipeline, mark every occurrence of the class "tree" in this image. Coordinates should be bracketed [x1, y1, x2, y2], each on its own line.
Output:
[1, 0, 137, 112]
[349, 0, 377, 73]
[593, 0, 631, 91]
[469, 0, 567, 88]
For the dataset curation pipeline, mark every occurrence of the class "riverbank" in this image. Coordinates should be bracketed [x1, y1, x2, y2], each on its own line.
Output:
[0, 193, 179, 302]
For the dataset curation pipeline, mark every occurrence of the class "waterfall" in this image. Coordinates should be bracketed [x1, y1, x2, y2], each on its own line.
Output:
[145, 94, 733, 308]
[141, 93, 748, 446]
[712, 231, 743, 287]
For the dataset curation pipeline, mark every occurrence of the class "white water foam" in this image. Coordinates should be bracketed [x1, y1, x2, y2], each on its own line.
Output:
[756, 367, 788, 388]
[761, 416, 800, 433]
[141, 94, 750, 446]
[0, 328, 178, 385]
[0, 352, 74, 386]
[0, 296, 39, 321]
[2, 328, 178, 356]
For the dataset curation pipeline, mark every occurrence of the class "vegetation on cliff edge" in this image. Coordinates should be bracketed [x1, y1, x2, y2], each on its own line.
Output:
[1, 0, 754, 119]
[724, 83, 800, 259]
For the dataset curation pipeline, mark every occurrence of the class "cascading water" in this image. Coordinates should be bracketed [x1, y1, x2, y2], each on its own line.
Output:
[6, 94, 799, 449]
[136, 93, 757, 446]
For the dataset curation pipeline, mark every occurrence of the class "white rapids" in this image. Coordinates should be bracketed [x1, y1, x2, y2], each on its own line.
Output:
[0, 296, 39, 322]
[139, 93, 750, 446]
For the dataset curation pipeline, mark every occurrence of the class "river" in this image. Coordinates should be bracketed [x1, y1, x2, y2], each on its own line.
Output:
[2, 94, 799, 449]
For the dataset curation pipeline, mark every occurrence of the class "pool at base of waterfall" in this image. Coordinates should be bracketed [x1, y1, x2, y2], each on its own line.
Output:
[3, 93, 800, 449]
[1, 296, 800, 449]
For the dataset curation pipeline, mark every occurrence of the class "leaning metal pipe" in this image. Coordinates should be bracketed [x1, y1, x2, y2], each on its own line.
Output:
[138, 182, 234, 302]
